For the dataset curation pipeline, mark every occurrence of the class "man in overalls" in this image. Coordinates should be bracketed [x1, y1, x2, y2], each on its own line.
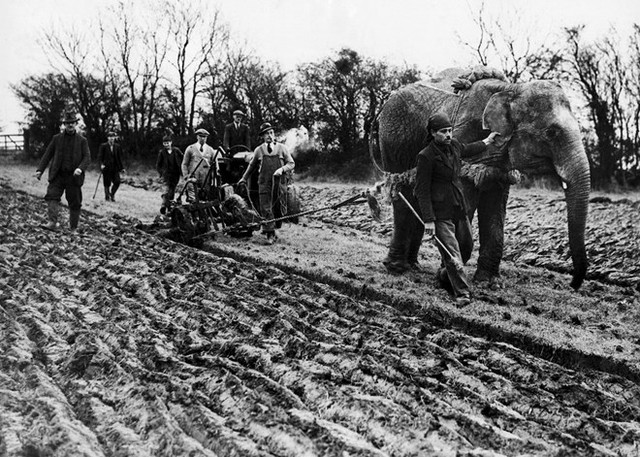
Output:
[181, 128, 218, 202]
[238, 122, 295, 244]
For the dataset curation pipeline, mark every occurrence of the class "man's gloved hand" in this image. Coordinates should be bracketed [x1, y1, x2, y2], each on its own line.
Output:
[73, 168, 82, 176]
[273, 167, 283, 177]
[100, 164, 105, 170]
[34, 171, 42, 180]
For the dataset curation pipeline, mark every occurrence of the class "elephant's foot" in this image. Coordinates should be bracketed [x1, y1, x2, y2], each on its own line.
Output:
[473, 269, 503, 290]
[383, 257, 410, 275]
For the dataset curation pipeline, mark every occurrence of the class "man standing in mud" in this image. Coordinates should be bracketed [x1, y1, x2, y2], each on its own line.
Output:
[34, 111, 91, 231]
[97, 131, 125, 202]
[238, 122, 295, 244]
[181, 128, 219, 202]
[156, 134, 183, 215]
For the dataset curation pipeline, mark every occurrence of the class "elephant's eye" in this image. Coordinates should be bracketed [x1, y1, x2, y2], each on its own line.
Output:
[546, 127, 559, 139]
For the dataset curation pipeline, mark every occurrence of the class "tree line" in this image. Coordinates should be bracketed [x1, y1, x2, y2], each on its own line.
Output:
[11, 1, 640, 187]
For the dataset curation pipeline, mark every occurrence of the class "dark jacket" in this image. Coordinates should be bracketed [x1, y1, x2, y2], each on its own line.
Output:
[37, 132, 91, 182]
[414, 138, 486, 222]
[223, 122, 251, 153]
[97, 142, 124, 171]
[156, 147, 183, 181]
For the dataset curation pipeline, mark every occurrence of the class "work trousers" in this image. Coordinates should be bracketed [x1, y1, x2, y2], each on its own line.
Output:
[44, 171, 82, 210]
[161, 176, 179, 209]
[434, 218, 472, 298]
[103, 169, 121, 199]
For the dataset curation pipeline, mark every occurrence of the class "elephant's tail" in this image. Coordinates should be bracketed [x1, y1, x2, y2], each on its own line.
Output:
[369, 114, 385, 174]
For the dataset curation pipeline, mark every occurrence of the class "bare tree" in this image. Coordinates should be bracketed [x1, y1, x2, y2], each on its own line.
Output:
[564, 26, 630, 187]
[99, 0, 170, 153]
[460, 0, 564, 82]
[165, 0, 229, 135]
[40, 26, 118, 148]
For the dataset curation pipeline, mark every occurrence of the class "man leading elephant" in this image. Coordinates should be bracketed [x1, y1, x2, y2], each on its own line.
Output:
[413, 112, 498, 305]
[373, 66, 590, 290]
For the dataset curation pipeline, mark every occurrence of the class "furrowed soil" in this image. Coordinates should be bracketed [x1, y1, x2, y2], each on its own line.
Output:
[1, 161, 640, 456]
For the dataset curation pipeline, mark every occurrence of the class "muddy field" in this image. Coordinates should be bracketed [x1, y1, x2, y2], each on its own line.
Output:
[1, 167, 640, 456]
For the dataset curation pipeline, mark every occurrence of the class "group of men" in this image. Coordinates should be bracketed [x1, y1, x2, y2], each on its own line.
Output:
[35, 109, 295, 244]
[33, 108, 502, 303]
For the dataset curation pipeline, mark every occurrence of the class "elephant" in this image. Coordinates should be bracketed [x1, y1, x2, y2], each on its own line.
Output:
[370, 66, 590, 290]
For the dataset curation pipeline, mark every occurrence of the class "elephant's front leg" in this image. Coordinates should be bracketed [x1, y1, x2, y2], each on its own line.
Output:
[383, 185, 424, 274]
[474, 184, 510, 283]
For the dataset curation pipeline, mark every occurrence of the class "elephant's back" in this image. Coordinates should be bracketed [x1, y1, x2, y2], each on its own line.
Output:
[378, 81, 456, 173]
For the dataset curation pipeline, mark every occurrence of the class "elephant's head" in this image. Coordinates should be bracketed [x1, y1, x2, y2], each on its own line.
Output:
[482, 80, 590, 289]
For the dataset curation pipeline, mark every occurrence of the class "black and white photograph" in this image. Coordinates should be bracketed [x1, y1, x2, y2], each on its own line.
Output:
[1, 0, 640, 455]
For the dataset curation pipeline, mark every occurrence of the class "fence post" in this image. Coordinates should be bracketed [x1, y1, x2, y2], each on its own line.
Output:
[23, 130, 30, 159]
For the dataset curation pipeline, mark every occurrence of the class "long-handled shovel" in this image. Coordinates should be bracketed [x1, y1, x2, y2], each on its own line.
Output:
[397, 192, 464, 272]
[92, 170, 103, 199]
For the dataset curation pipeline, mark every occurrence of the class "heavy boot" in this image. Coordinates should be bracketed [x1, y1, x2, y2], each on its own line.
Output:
[110, 183, 119, 201]
[45, 200, 59, 230]
[69, 209, 81, 231]
[104, 187, 111, 201]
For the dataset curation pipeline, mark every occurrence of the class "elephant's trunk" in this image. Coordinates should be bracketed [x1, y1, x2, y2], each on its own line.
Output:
[554, 139, 590, 290]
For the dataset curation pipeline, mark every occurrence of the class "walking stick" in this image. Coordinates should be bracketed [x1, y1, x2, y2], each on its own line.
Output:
[397, 192, 463, 270]
[92, 170, 103, 199]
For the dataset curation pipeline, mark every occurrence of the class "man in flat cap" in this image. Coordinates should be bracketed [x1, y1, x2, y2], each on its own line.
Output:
[223, 109, 251, 155]
[238, 122, 294, 244]
[97, 131, 125, 201]
[181, 128, 219, 201]
[156, 133, 183, 214]
[34, 111, 91, 231]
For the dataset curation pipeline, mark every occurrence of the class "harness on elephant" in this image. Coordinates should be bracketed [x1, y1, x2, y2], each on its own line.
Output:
[450, 91, 466, 132]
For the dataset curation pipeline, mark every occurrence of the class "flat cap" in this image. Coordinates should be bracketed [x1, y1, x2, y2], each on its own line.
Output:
[232, 109, 245, 117]
[195, 128, 210, 136]
[258, 122, 274, 136]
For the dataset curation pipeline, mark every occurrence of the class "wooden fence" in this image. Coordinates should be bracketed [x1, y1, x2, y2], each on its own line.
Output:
[0, 133, 26, 156]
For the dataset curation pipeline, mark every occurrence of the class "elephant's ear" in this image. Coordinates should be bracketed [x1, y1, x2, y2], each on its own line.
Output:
[482, 91, 514, 136]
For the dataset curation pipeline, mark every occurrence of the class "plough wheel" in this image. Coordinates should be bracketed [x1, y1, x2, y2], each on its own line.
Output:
[170, 206, 203, 248]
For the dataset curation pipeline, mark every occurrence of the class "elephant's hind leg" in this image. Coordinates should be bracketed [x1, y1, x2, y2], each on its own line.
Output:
[474, 185, 509, 283]
[383, 186, 423, 274]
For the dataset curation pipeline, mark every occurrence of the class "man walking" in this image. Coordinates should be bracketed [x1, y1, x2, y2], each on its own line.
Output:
[34, 111, 91, 231]
[414, 113, 499, 305]
[156, 134, 183, 214]
[97, 131, 125, 201]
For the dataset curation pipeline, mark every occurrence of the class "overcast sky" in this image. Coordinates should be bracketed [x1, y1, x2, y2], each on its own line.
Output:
[1, 0, 638, 131]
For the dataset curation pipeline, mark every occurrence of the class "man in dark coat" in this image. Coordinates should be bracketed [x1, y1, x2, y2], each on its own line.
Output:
[414, 113, 498, 305]
[35, 111, 91, 231]
[97, 131, 125, 201]
[223, 110, 251, 154]
[155, 134, 183, 214]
